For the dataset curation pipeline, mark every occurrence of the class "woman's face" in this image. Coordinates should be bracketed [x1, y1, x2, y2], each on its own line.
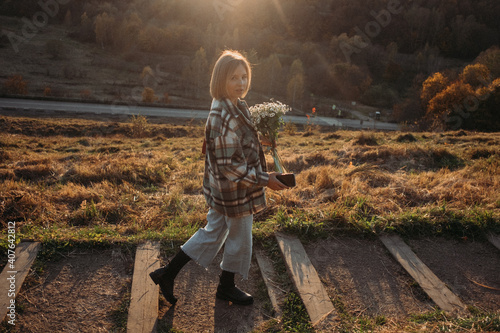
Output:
[226, 64, 248, 104]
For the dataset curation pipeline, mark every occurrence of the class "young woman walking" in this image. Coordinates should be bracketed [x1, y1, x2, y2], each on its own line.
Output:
[149, 50, 288, 305]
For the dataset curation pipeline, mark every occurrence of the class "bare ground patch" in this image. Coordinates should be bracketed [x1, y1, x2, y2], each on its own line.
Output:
[157, 252, 274, 333]
[305, 237, 435, 318]
[14, 248, 133, 333]
[407, 238, 500, 312]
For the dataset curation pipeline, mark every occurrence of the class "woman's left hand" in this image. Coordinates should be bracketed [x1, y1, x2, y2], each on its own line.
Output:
[266, 172, 289, 191]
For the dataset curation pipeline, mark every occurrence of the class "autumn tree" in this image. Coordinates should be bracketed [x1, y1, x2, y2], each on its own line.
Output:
[475, 46, 500, 79]
[116, 12, 142, 51]
[142, 87, 158, 103]
[471, 78, 500, 131]
[425, 81, 474, 130]
[287, 75, 304, 109]
[137, 25, 166, 53]
[4, 75, 28, 95]
[64, 10, 72, 26]
[460, 63, 491, 88]
[289, 58, 304, 80]
[192, 47, 208, 98]
[78, 12, 94, 42]
[420, 62, 499, 130]
[421, 72, 449, 107]
[95, 12, 116, 48]
[182, 47, 208, 98]
[287, 59, 304, 108]
[140, 66, 158, 92]
[141, 66, 154, 80]
[330, 62, 372, 101]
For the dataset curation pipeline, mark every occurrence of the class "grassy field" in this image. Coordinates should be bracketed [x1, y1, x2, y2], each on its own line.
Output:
[1, 114, 498, 246]
[0, 113, 499, 332]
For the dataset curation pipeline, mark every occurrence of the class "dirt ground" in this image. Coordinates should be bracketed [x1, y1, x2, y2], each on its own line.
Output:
[305, 236, 500, 332]
[14, 248, 134, 333]
[10, 248, 274, 333]
[407, 238, 500, 312]
[5, 237, 500, 332]
[156, 253, 274, 333]
[305, 237, 435, 319]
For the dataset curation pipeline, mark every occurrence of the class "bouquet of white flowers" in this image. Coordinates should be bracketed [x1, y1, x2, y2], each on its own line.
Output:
[249, 101, 292, 181]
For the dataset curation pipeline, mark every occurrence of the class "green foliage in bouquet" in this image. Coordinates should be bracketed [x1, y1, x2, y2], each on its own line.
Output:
[249, 100, 290, 173]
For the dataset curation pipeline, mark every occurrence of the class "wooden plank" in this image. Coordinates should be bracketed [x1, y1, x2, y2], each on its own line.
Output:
[487, 234, 500, 251]
[275, 232, 336, 326]
[254, 248, 286, 317]
[379, 235, 467, 316]
[127, 241, 161, 333]
[0, 242, 41, 323]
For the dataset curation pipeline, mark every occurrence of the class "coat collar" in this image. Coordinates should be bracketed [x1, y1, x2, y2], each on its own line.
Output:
[217, 98, 258, 133]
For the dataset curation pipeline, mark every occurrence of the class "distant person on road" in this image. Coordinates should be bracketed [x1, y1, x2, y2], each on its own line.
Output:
[149, 50, 289, 306]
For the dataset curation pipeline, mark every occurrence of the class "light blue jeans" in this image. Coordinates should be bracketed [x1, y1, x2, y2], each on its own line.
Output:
[181, 208, 253, 279]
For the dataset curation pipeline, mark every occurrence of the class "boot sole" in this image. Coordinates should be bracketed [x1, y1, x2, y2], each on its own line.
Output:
[216, 291, 254, 305]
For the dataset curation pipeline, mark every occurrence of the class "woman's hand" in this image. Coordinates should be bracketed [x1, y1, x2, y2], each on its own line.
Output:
[266, 172, 289, 191]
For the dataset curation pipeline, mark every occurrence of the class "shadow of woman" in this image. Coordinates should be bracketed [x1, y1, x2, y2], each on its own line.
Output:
[156, 303, 176, 332]
[213, 298, 256, 333]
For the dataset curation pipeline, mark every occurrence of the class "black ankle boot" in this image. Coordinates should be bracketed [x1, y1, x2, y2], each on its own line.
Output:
[149, 250, 191, 305]
[150, 266, 177, 304]
[216, 270, 254, 305]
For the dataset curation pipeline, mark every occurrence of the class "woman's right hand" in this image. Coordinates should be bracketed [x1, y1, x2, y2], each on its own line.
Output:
[266, 172, 289, 191]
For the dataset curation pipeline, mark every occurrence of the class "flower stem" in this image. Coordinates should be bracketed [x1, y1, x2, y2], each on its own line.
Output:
[272, 148, 287, 173]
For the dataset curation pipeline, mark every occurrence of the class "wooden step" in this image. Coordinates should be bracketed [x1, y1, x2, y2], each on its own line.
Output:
[254, 248, 286, 317]
[127, 241, 161, 333]
[379, 234, 467, 316]
[0, 241, 41, 324]
[275, 232, 336, 326]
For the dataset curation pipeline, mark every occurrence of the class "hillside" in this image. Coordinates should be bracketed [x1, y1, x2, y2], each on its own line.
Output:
[1, 0, 500, 130]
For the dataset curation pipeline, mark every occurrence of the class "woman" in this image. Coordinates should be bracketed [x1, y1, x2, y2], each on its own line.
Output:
[150, 50, 288, 305]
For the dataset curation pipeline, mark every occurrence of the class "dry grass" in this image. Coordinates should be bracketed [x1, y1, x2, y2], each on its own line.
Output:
[0, 116, 499, 244]
[262, 129, 500, 237]
[0, 115, 499, 332]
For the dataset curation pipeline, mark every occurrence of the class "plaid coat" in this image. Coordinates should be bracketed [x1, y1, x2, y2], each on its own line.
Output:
[203, 98, 269, 217]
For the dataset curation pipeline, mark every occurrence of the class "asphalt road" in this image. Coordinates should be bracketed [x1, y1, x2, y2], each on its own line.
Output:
[0, 97, 400, 131]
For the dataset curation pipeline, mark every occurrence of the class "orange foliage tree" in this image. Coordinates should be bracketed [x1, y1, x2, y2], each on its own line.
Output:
[142, 87, 158, 103]
[4, 75, 28, 95]
[460, 63, 491, 88]
[421, 72, 449, 107]
[421, 63, 499, 131]
[425, 81, 474, 130]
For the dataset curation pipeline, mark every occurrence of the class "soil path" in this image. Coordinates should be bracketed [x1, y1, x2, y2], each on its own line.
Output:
[305, 237, 434, 318]
[15, 248, 133, 333]
[156, 253, 272, 333]
[6, 237, 500, 332]
[407, 238, 500, 311]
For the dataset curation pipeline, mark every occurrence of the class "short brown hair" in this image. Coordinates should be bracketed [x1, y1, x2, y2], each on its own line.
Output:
[210, 50, 252, 100]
